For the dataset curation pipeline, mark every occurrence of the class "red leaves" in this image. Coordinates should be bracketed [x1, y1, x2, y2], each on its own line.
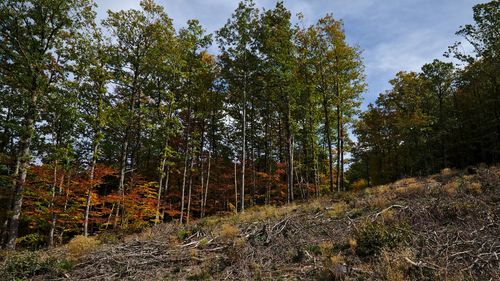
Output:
[21, 157, 300, 238]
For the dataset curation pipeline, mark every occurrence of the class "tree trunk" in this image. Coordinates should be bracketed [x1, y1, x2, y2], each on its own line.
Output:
[241, 80, 247, 212]
[186, 155, 194, 224]
[202, 150, 211, 218]
[49, 160, 58, 247]
[323, 97, 334, 193]
[116, 133, 129, 229]
[180, 149, 189, 224]
[234, 161, 238, 212]
[340, 124, 345, 191]
[84, 142, 98, 236]
[285, 93, 294, 203]
[336, 104, 341, 192]
[180, 104, 192, 224]
[198, 125, 205, 217]
[5, 92, 38, 249]
[155, 139, 169, 226]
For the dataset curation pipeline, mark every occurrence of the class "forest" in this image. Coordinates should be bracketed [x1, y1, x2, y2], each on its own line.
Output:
[0, 0, 498, 254]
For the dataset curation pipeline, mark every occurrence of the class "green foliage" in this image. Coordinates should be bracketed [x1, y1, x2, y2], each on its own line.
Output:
[16, 233, 45, 250]
[0, 251, 66, 280]
[354, 221, 411, 258]
[350, 1, 500, 186]
[177, 229, 191, 241]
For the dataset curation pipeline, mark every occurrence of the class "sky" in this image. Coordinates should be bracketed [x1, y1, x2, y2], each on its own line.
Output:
[94, 0, 484, 109]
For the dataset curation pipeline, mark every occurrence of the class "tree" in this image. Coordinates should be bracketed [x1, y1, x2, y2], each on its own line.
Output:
[0, 0, 95, 249]
[71, 23, 112, 236]
[258, 1, 297, 202]
[102, 0, 175, 227]
[217, 0, 260, 211]
[308, 16, 365, 192]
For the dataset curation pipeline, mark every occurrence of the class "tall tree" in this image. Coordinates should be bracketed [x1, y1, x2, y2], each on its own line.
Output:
[259, 1, 297, 202]
[102, 0, 175, 226]
[217, 0, 260, 211]
[0, 0, 94, 249]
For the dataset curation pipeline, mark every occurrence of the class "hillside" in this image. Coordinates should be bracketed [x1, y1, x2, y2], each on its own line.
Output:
[1, 166, 499, 280]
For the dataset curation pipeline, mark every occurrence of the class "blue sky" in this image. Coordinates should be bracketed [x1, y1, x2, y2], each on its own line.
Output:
[95, 0, 484, 108]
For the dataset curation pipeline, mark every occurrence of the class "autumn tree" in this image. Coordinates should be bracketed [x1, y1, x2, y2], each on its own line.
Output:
[0, 0, 95, 249]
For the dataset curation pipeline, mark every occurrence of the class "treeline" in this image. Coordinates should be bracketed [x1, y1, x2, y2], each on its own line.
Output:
[349, 1, 499, 185]
[0, 0, 364, 249]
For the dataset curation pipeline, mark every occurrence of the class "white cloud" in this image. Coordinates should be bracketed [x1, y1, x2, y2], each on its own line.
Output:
[366, 29, 448, 73]
[93, 0, 483, 107]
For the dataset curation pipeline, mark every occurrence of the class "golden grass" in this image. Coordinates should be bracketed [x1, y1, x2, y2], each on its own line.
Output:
[443, 180, 458, 196]
[376, 248, 415, 281]
[66, 235, 100, 259]
[327, 202, 348, 218]
[216, 223, 240, 240]
[232, 204, 297, 224]
[466, 182, 482, 194]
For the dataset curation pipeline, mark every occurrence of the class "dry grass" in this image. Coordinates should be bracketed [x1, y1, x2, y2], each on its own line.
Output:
[466, 181, 482, 194]
[375, 248, 415, 281]
[232, 204, 297, 224]
[66, 236, 100, 259]
[443, 180, 459, 196]
[367, 195, 391, 209]
[17, 165, 500, 281]
[327, 201, 349, 218]
[216, 223, 240, 240]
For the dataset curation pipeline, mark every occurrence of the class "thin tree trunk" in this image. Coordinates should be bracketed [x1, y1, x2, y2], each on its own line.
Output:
[58, 172, 70, 244]
[116, 136, 129, 228]
[336, 105, 341, 192]
[287, 129, 294, 203]
[323, 97, 334, 193]
[202, 151, 211, 218]
[252, 147, 256, 206]
[180, 104, 192, 224]
[180, 150, 189, 224]
[5, 92, 38, 249]
[49, 160, 58, 247]
[198, 127, 205, 217]
[164, 166, 170, 195]
[186, 155, 194, 224]
[340, 124, 345, 191]
[105, 203, 115, 230]
[241, 82, 246, 212]
[155, 139, 168, 225]
[234, 161, 238, 212]
[84, 142, 98, 236]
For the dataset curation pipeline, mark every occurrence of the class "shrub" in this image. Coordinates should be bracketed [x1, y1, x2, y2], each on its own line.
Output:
[367, 196, 391, 210]
[16, 233, 45, 250]
[97, 231, 121, 244]
[327, 202, 348, 218]
[322, 254, 347, 280]
[443, 180, 458, 196]
[348, 238, 357, 253]
[177, 229, 191, 241]
[0, 251, 61, 280]
[351, 178, 368, 191]
[466, 181, 482, 194]
[66, 235, 100, 259]
[354, 221, 411, 258]
[217, 223, 240, 240]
